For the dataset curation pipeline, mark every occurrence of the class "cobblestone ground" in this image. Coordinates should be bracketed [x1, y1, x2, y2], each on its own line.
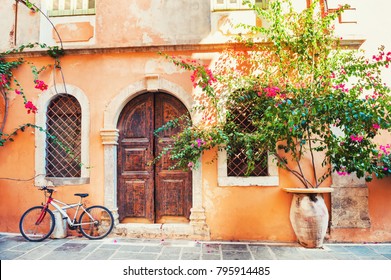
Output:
[1, 233, 391, 260]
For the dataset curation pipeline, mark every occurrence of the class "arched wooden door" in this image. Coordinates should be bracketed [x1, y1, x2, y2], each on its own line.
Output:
[117, 92, 192, 224]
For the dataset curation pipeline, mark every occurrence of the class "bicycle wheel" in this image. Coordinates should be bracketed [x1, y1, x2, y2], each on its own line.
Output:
[19, 206, 55, 242]
[79, 205, 114, 239]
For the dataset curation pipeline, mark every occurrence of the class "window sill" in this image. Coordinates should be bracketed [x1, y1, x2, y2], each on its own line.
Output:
[218, 175, 279, 187]
[217, 148, 279, 187]
[37, 177, 90, 186]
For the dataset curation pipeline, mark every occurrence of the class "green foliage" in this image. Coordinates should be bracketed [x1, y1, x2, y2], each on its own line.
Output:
[157, 0, 391, 187]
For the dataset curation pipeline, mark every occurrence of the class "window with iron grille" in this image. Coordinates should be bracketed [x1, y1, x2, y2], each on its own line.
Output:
[46, 0, 95, 17]
[226, 99, 269, 177]
[45, 94, 81, 177]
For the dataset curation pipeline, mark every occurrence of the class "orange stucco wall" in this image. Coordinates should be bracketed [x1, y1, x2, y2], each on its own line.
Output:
[1, 0, 391, 243]
[0, 51, 390, 242]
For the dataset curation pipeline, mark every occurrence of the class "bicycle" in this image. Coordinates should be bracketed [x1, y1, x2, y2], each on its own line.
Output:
[19, 186, 114, 242]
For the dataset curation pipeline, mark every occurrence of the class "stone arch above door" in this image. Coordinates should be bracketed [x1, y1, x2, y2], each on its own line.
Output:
[100, 76, 209, 239]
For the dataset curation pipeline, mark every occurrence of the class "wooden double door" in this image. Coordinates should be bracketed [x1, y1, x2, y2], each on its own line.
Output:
[117, 92, 192, 223]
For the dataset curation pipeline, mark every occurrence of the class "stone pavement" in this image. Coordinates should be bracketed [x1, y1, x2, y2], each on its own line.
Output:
[1, 232, 391, 260]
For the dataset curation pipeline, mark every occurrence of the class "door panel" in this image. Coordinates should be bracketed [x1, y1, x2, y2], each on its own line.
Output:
[117, 92, 192, 223]
[154, 93, 192, 223]
[117, 93, 154, 222]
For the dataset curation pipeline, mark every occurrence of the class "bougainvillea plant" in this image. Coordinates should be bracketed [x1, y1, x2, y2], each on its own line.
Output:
[0, 1, 64, 147]
[156, 0, 391, 188]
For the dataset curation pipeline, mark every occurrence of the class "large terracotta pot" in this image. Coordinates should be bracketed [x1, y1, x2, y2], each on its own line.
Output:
[283, 188, 333, 248]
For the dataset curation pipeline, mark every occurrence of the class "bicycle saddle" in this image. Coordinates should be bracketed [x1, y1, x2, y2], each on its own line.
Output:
[74, 193, 89, 198]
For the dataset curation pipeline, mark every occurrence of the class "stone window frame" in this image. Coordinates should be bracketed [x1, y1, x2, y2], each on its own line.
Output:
[46, 0, 96, 17]
[216, 92, 279, 187]
[39, 0, 97, 46]
[218, 148, 279, 187]
[212, 0, 269, 11]
[35, 84, 90, 186]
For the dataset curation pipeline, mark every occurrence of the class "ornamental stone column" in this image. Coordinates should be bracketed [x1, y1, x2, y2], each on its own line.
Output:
[189, 161, 210, 238]
[100, 128, 120, 225]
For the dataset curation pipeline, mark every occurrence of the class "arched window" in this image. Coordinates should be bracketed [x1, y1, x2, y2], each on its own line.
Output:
[35, 84, 90, 186]
[45, 94, 81, 177]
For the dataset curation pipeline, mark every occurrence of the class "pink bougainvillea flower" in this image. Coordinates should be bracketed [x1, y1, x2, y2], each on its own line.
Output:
[337, 166, 348, 176]
[34, 80, 48, 91]
[15, 89, 21, 95]
[372, 123, 380, 130]
[0, 74, 7, 86]
[205, 68, 217, 84]
[188, 162, 194, 170]
[25, 101, 38, 114]
[263, 86, 280, 98]
[196, 138, 204, 148]
[337, 171, 348, 176]
[350, 135, 364, 142]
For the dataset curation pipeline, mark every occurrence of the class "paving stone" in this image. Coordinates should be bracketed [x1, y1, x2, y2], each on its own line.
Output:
[110, 251, 140, 260]
[79, 243, 101, 253]
[15, 246, 53, 260]
[343, 246, 378, 256]
[0, 234, 390, 261]
[11, 242, 48, 251]
[0, 240, 23, 251]
[54, 242, 88, 252]
[6, 236, 26, 242]
[84, 249, 116, 260]
[118, 245, 144, 252]
[158, 254, 181, 260]
[162, 246, 182, 254]
[269, 246, 306, 260]
[41, 251, 89, 260]
[99, 244, 121, 250]
[369, 245, 391, 254]
[357, 254, 389, 260]
[125, 253, 159, 260]
[182, 246, 202, 253]
[330, 252, 360, 260]
[201, 253, 221, 260]
[324, 245, 351, 253]
[301, 249, 337, 260]
[181, 252, 201, 260]
[141, 246, 163, 253]
[0, 250, 26, 260]
[221, 244, 248, 251]
[202, 244, 221, 254]
[222, 251, 253, 260]
[249, 245, 275, 260]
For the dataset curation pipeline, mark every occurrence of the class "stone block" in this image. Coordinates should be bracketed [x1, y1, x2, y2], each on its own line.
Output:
[51, 211, 67, 239]
[331, 185, 371, 229]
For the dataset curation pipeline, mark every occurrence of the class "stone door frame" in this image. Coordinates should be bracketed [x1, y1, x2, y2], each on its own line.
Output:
[100, 76, 209, 239]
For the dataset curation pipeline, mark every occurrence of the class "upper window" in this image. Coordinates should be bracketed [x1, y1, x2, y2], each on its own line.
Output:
[45, 94, 82, 177]
[212, 0, 269, 11]
[47, 0, 95, 17]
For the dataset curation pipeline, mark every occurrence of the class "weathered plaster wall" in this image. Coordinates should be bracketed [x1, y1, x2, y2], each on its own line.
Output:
[96, 0, 211, 46]
[0, 0, 390, 243]
[0, 1, 16, 50]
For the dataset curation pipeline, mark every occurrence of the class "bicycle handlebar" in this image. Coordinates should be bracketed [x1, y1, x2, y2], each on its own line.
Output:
[39, 186, 55, 193]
